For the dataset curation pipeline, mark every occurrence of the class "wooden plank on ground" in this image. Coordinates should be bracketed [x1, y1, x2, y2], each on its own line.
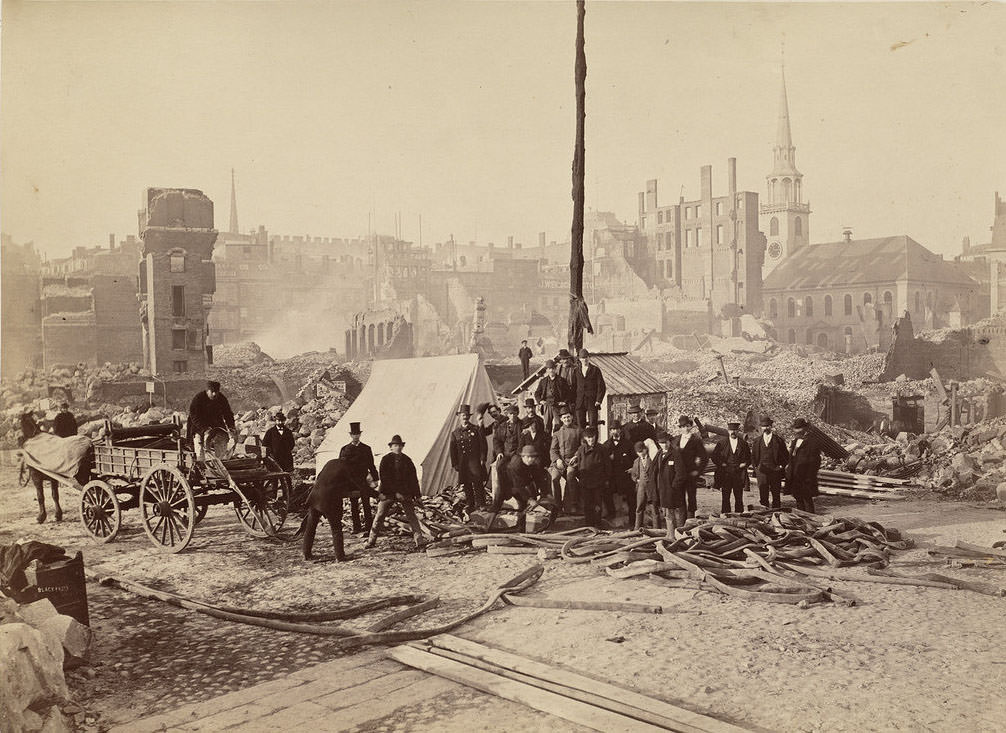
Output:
[423, 635, 751, 733]
[386, 645, 662, 733]
[817, 487, 906, 501]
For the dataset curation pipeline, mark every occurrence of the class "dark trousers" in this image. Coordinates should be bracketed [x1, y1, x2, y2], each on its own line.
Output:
[580, 485, 603, 528]
[794, 495, 816, 513]
[717, 470, 745, 513]
[756, 469, 783, 509]
[521, 361, 530, 379]
[602, 485, 616, 518]
[576, 405, 599, 430]
[303, 504, 345, 560]
[459, 470, 486, 510]
[31, 469, 62, 518]
[685, 484, 698, 517]
[349, 492, 373, 533]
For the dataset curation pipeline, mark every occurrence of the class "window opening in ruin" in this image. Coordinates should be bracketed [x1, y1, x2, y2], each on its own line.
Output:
[172, 329, 186, 350]
[695, 228, 702, 247]
[716, 225, 723, 244]
[716, 201, 723, 215]
[864, 292, 873, 306]
[173, 360, 188, 373]
[817, 332, 829, 348]
[170, 252, 185, 273]
[172, 286, 185, 316]
[770, 217, 779, 236]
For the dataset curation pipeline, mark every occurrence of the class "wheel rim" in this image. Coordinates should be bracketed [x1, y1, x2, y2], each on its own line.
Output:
[233, 474, 292, 538]
[80, 481, 121, 543]
[140, 464, 195, 553]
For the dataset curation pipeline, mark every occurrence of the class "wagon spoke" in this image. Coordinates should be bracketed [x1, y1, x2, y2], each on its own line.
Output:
[166, 516, 177, 545]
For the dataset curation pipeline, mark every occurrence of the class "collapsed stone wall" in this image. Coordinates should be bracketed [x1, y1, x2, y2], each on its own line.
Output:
[881, 314, 1006, 381]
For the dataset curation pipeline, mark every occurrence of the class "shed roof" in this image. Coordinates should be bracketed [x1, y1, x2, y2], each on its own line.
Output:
[511, 351, 666, 396]
[763, 235, 978, 291]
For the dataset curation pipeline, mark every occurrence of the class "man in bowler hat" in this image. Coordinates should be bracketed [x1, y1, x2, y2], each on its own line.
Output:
[571, 348, 606, 429]
[786, 418, 821, 513]
[751, 416, 789, 509]
[263, 410, 295, 472]
[367, 434, 426, 549]
[712, 421, 751, 513]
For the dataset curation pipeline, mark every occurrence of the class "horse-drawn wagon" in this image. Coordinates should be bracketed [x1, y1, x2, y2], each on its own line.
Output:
[34, 419, 292, 553]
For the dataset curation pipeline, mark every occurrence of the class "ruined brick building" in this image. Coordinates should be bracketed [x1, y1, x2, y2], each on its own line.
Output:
[956, 192, 1006, 316]
[0, 235, 42, 378]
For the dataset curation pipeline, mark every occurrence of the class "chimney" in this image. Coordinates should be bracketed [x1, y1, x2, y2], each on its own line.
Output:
[108, 233, 116, 249]
[646, 179, 658, 212]
[843, 228, 853, 243]
[700, 165, 713, 204]
[727, 158, 737, 197]
[962, 236, 971, 256]
[538, 232, 546, 248]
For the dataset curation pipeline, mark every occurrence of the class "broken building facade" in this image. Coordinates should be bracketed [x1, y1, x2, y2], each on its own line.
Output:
[1, 235, 42, 378]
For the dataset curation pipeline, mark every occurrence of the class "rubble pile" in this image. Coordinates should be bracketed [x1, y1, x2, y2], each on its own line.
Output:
[211, 341, 275, 368]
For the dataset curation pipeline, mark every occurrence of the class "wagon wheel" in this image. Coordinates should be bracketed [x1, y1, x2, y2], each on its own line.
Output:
[139, 464, 196, 553]
[79, 480, 121, 543]
[233, 473, 292, 539]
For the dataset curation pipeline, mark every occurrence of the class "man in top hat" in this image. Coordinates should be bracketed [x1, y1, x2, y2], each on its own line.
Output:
[493, 404, 522, 463]
[521, 397, 545, 436]
[338, 422, 378, 533]
[187, 380, 236, 457]
[367, 434, 425, 549]
[574, 426, 610, 528]
[53, 402, 78, 438]
[486, 443, 553, 533]
[624, 404, 655, 446]
[670, 416, 708, 520]
[786, 418, 821, 513]
[450, 404, 488, 511]
[548, 407, 582, 512]
[751, 416, 789, 509]
[571, 348, 606, 429]
[534, 359, 569, 433]
[711, 421, 752, 514]
[604, 420, 635, 521]
[518, 339, 534, 380]
[263, 411, 295, 473]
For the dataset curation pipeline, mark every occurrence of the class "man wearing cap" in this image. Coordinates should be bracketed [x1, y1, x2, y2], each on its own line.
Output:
[302, 457, 354, 562]
[671, 416, 708, 520]
[52, 402, 78, 438]
[574, 427, 610, 527]
[338, 422, 378, 533]
[624, 404, 655, 446]
[712, 421, 751, 513]
[186, 381, 236, 457]
[518, 339, 533, 380]
[521, 397, 545, 436]
[487, 444, 552, 533]
[450, 404, 488, 511]
[571, 348, 606, 429]
[786, 418, 821, 513]
[262, 411, 295, 473]
[548, 407, 582, 512]
[751, 416, 789, 509]
[534, 359, 568, 434]
[367, 435, 425, 549]
[604, 421, 635, 522]
[493, 404, 522, 463]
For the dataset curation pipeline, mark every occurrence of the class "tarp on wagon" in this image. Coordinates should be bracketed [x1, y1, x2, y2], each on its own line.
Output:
[20, 433, 93, 487]
[315, 354, 496, 496]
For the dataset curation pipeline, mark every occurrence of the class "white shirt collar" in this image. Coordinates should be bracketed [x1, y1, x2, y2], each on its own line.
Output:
[763, 433, 772, 446]
[581, 363, 588, 376]
[729, 436, 738, 448]
[795, 437, 804, 448]
[679, 433, 689, 448]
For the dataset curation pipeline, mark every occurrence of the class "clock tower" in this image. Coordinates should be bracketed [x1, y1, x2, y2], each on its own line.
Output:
[760, 69, 810, 277]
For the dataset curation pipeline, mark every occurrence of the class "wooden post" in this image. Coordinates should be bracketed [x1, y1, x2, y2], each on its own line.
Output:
[567, 0, 589, 353]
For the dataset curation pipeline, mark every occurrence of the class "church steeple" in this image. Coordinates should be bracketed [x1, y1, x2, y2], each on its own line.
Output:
[770, 69, 801, 180]
[229, 168, 239, 234]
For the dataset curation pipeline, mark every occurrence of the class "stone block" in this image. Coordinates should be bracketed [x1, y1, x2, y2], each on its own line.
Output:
[0, 623, 68, 732]
[38, 614, 93, 663]
[997, 482, 1006, 505]
[16, 598, 60, 628]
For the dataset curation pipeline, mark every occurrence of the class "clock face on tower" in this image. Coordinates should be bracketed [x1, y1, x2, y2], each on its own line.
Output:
[768, 241, 782, 260]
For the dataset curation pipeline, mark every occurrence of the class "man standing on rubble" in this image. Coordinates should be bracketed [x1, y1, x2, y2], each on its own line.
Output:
[338, 422, 377, 533]
[712, 421, 751, 513]
[786, 418, 821, 513]
[518, 339, 533, 380]
[262, 410, 295, 473]
[534, 360, 568, 433]
[549, 407, 582, 513]
[571, 348, 606, 429]
[450, 404, 488, 512]
[53, 402, 78, 438]
[186, 381, 236, 457]
[752, 416, 789, 509]
[366, 434, 425, 549]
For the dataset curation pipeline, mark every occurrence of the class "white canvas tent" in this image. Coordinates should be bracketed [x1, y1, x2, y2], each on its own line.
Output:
[315, 353, 496, 496]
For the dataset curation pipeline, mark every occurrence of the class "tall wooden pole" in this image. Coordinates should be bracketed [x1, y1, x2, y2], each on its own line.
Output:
[567, 0, 591, 353]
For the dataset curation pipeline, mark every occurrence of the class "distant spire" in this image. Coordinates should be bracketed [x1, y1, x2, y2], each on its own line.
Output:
[777, 68, 793, 151]
[769, 63, 800, 179]
[229, 168, 239, 234]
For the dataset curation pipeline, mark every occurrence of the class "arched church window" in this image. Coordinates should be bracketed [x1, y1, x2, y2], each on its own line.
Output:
[824, 295, 832, 316]
[805, 296, 814, 317]
[844, 294, 853, 315]
[883, 291, 893, 306]
[782, 178, 792, 201]
[769, 298, 778, 318]
[787, 298, 796, 317]
[770, 217, 779, 236]
[795, 179, 802, 202]
[817, 332, 829, 348]
[864, 292, 873, 306]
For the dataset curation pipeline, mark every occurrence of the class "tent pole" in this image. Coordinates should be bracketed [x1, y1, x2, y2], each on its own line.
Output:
[567, 0, 591, 354]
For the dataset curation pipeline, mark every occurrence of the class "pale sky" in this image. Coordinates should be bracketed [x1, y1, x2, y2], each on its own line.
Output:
[2, 1, 1005, 260]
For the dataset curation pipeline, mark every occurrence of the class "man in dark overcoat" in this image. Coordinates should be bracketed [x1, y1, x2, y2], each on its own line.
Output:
[186, 381, 236, 455]
[53, 402, 78, 438]
[574, 427, 610, 528]
[571, 348, 606, 429]
[624, 404, 655, 446]
[303, 457, 362, 561]
[670, 415, 708, 521]
[493, 405, 522, 463]
[521, 398, 545, 435]
[534, 360, 568, 434]
[518, 340, 533, 380]
[262, 411, 295, 472]
[450, 404, 488, 511]
[786, 418, 822, 513]
[486, 444, 552, 533]
[519, 417, 550, 469]
[603, 421, 635, 521]
[367, 434, 425, 549]
[712, 421, 751, 513]
[548, 407, 582, 512]
[751, 415, 789, 509]
[338, 422, 378, 533]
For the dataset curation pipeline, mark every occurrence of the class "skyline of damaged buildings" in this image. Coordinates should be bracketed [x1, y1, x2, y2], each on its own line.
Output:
[3, 75, 1006, 378]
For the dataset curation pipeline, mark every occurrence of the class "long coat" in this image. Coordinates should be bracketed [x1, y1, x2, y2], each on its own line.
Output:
[604, 437, 636, 493]
[571, 364, 607, 410]
[186, 391, 235, 440]
[625, 419, 655, 446]
[450, 423, 487, 483]
[574, 442, 611, 490]
[309, 458, 363, 515]
[263, 426, 295, 472]
[654, 450, 677, 508]
[786, 438, 821, 498]
[534, 375, 569, 408]
[338, 442, 379, 484]
[751, 433, 790, 478]
[378, 452, 421, 500]
[493, 419, 522, 460]
[711, 436, 752, 489]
